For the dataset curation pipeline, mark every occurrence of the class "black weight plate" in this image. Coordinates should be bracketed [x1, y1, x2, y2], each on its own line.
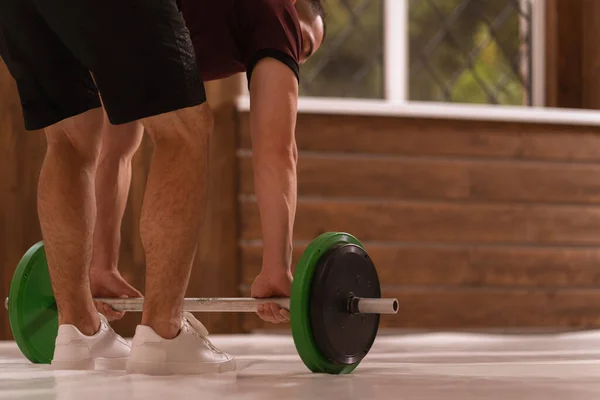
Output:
[310, 243, 381, 366]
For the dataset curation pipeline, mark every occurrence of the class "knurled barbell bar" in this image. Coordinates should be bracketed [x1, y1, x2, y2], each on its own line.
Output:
[6, 232, 399, 375]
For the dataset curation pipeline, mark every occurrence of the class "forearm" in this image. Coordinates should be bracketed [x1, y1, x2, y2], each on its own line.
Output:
[253, 148, 298, 272]
[248, 57, 300, 274]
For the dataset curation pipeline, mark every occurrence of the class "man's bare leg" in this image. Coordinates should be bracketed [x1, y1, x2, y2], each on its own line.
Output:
[90, 115, 144, 320]
[139, 103, 213, 339]
[91, 116, 143, 273]
[38, 108, 104, 336]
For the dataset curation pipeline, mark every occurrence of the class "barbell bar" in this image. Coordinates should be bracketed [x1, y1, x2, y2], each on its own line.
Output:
[7, 232, 398, 375]
[5, 296, 399, 314]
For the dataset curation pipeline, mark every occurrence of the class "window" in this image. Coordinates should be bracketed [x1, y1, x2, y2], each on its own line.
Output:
[299, 0, 545, 106]
[299, 0, 385, 99]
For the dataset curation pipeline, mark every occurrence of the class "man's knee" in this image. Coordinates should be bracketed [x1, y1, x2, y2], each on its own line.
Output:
[100, 119, 144, 162]
[142, 103, 214, 151]
[44, 108, 104, 166]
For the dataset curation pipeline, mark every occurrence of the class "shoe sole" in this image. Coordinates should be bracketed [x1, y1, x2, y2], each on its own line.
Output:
[125, 358, 237, 375]
[51, 357, 128, 371]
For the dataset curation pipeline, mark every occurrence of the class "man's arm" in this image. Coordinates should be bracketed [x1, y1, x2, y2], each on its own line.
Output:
[250, 58, 298, 272]
[249, 58, 298, 323]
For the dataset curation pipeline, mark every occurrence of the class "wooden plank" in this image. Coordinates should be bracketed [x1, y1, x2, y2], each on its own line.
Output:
[545, 0, 600, 110]
[238, 154, 471, 200]
[544, 0, 559, 108]
[240, 288, 600, 331]
[469, 162, 600, 204]
[0, 59, 46, 340]
[239, 153, 600, 204]
[544, 0, 584, 109]
[0, 59, 21, 340]
[582, 0, 600, 110]
[239, 199, 600, 245]
[239, 244, 600, 288]
[237, 113, 600, 161]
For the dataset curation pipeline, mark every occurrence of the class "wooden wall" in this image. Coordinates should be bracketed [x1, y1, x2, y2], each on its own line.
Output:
[545, 0, 600, 109]
[0, 60, 46, 340]
[237, 112, 600, 331]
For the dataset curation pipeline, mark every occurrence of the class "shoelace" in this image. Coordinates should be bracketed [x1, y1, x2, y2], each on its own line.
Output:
[182, 312, 224, 355]
[182, 312, 209, 336]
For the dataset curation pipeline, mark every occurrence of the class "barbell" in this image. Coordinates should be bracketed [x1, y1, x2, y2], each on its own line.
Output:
[6, 232, 398, 374]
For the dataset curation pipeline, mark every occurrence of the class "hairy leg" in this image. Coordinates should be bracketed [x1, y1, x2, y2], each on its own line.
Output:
[39, 108, 104, 336]
[90, 114, 144, 319]
[139, 103, 213, 339]
[91, 115, 143, 272]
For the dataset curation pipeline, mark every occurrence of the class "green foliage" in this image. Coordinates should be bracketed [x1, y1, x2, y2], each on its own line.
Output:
[300, 0, 529, 105]
[299, 0, 384, 98]
[409, 0, 527, 105]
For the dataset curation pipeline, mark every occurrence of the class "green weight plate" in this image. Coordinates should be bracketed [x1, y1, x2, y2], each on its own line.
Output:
[8, 241, 57, 364]
[291, 232, 365, 374]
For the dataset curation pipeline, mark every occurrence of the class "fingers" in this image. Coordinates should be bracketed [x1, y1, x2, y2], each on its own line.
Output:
[103, 303, 125, 321]
[257, 302, 290, 324]
[121, 282, 143, 298]
[113, 277, 143, 298]
[279, 308, 290, 321]
[90, 272, 141, 322]
[257, 304, 278, 324]
[94, 301, 125, 322]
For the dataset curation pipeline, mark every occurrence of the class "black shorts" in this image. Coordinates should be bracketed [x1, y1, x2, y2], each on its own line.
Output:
[0, 0, 206, 131]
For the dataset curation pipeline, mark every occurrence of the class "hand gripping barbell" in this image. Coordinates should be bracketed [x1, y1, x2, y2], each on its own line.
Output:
[6, 232, 398, 375]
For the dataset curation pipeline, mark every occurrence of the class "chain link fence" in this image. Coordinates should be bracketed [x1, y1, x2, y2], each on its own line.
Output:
[299, 0, 533, 106]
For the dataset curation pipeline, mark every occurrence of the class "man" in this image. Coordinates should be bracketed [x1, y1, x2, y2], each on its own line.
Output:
[0, 0, 325, 375]
[92, 0, 326, 328]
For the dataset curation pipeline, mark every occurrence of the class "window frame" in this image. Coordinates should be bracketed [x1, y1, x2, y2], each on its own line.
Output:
[240, 0, 546, 107]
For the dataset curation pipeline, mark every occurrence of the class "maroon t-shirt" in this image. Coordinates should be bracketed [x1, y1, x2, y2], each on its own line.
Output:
[176, 0, 302, 83]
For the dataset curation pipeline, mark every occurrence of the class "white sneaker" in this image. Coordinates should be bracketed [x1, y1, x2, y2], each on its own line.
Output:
[126, 312, 236, 375]
[51, 313, 130, 371]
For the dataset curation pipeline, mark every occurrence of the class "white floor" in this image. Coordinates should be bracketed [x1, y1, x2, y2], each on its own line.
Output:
[2, 331, 600, 399]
